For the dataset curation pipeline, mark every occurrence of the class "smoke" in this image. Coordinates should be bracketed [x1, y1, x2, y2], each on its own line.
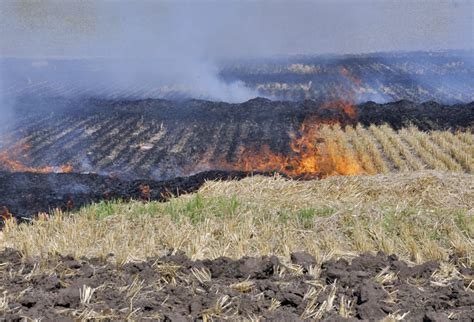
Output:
[0, 0, 472, 103]
[0, 62, 13, 139]
[0, 0, 263, 102]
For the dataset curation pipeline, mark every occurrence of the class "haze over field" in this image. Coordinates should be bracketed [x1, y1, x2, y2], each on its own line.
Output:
[1, 0, 473, 58]
[0, 0, 473, 102]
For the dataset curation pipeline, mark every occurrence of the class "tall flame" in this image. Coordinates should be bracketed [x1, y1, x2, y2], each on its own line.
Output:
[215, 114, 363, 178]
[212, 67, 364, 178]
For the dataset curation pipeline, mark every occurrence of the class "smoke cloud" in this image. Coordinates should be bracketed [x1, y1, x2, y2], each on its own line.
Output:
[0, 0, 472, 103]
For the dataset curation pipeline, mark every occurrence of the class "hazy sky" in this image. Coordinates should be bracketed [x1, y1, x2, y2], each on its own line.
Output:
[0, 0, 472, 59]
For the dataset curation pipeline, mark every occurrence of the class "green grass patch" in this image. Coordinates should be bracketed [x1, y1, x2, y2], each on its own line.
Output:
[93, 201, 118, 220]
[297, 207, 335, 228]
[162, 194, 240, 224]
[454, 210, 473, 238]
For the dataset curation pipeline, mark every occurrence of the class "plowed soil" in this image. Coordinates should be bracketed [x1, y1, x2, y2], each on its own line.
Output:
[0, 249, 472, 321]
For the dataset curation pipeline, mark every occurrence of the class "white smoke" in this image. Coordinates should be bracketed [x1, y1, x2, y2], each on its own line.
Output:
[0, 0, 472, 103]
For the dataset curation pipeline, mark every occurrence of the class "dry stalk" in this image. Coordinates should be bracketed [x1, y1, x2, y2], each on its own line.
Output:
[381, 311, 410, 321]
[268, 298, 281, 311]
[0, 292, 8, 312]
[301, 281, 337, 320]
[153, 262, 181, 285]
[202, 295, 233, 321]
[80, 285, 97, 305]
[191, 267, 212, 284]
[230, 280, 255, 293]
[338, 295, 353, 318]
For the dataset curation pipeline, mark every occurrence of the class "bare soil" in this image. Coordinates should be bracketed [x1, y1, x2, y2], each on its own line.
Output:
[0, 249, 472, 321]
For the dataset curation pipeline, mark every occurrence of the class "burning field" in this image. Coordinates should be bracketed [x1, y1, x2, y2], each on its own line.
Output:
[0, 98, 472, 179]
[0, 96, 472, 219]
[0, 53, 473, 320]
[0, 95, 472, 320]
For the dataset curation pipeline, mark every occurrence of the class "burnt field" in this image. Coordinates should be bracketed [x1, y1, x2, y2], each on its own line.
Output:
[221, 51, 474, 103]
[0, 170, 252, 221]
[0, 96, 473, 221]
[1, 97, 472, 179]
[2, 51, 474, 103]
[2, 0, 474, 314]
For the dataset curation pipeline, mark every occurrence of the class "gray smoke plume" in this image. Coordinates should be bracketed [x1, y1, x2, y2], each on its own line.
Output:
[0, 0, 472, 103]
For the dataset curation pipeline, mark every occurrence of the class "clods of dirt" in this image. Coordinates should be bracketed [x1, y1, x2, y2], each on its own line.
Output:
[0, 249, 472, 321]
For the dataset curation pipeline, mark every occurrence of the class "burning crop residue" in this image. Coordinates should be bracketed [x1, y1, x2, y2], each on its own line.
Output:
[0, 141, 73, 174]
[216, 112, 363, 179]
[214, 68, 365, 179]
[0, 206, 13, 222]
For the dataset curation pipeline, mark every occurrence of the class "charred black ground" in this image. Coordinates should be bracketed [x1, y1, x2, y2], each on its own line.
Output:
[2, 97, 472, 180]
[0, 170, 256, 221]
[0, 97, 472, 220]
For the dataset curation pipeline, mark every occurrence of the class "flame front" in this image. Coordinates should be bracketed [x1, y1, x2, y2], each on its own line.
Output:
[217, 114, 363, 178]
[214, 67, 365, 178]
[0, 141, 73, 174]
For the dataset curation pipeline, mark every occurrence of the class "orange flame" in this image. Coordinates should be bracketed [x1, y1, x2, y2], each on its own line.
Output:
[1, 206, 13, 222]
[216, 114, 363, 178]
[0, 141, 73, 174]
[211, 67, 364, 178]
[321, 99, 357, 119]
[339, 66, 362, 87]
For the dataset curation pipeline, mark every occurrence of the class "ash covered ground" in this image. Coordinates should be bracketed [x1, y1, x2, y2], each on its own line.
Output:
[1, 51, 472, 182]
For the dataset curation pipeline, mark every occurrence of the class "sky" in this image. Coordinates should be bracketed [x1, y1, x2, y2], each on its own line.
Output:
[0, 0, 472, 59]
